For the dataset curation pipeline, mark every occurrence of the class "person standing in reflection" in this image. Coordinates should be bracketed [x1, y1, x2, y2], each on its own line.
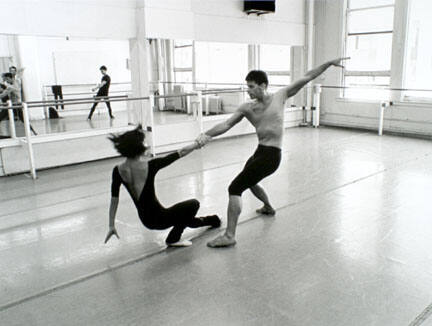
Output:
[9, 66, 24, 100]
[87, 65, 114, 120]
[0, 83, 9, 123]
[0, 72, 37, 135]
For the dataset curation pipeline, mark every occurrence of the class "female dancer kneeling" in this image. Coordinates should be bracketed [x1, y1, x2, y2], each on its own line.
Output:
[105, 126, 220, 247]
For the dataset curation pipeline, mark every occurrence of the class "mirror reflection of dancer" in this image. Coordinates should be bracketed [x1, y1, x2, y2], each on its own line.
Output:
[0, 82, 9, 120]
[9, 66, 24, 100]
[105, 126, 221, 247]
[87, 65, 114, 120]
[0, 72, 37, 135]
[197, 57, 349, 248]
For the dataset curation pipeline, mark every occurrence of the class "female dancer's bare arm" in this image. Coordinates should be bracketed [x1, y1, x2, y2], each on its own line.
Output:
[178, 140, 202, 157]
[105, 197, 120, 243]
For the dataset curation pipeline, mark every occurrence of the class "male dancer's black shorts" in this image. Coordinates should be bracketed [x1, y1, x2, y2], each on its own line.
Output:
[228, 145, 281, 196]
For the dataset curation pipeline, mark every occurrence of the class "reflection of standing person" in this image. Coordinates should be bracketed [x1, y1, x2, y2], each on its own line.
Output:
[0, 72, 37, 135]
[9, 66, 24, 101]
[87, 65, 114, 120]
[0, 83, 9, 122]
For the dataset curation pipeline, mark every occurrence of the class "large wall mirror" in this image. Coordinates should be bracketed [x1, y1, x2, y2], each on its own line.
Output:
[0, 34, 293, 139]
[0, 34, 131, 138]
[149, 38, 293, 124]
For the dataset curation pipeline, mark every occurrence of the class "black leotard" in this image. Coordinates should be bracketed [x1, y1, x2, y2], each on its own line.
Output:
[228, 145, 281, 196]
[111, 151, 220, 244]
[111, 152, 180, 224]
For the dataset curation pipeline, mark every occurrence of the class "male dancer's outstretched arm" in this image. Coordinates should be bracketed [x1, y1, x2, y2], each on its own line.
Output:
[205, 106, 245, 137]
[197, 105, 246, 145]
[282, 57, 349, 99]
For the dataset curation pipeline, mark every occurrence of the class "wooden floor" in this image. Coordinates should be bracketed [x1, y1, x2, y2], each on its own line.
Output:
[1, 127, 432, 325]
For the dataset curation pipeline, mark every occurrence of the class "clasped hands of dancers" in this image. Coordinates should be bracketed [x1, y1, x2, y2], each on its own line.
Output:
[105, 57, 349, 248]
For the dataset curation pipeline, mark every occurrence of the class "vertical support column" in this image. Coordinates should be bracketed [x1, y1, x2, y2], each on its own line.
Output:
[290, 46, 306, 108]
[125, 93, 133, 125]
[390, 0, 410, 103]
[42, 85, 49, 119]
[378, 101, 387, 136]
[248, 44, 259, 71]
[204, 93, 209, 116]
[158, 82, 164, 110]
[17, 35, 44, 119]
[312, 84, 322, 127]
[192, 41, 196, 90]
[7, 100, 16, 138]
[128, 5, 151, 126]
[299, 106, 308, 127]
[196, 91, 203, 133]
[165, 40, 174, 95]
[306, 0, 315, 109]
[129, 37, 151, 126]
[147, 94, 156, 156]
[148, 39, 158, 89]
[155, 40, 166, 110]
[22, 102, 37, 179]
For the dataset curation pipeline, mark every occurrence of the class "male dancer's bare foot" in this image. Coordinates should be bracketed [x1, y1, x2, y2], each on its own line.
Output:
[207, 234, 236, 248]
[256, 205, 276, 216]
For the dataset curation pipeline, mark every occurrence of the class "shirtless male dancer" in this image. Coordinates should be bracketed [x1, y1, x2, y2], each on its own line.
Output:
[198, 57, 349, 247]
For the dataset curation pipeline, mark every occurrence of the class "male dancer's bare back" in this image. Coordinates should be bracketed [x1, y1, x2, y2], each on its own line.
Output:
[198, 57, 349, 247]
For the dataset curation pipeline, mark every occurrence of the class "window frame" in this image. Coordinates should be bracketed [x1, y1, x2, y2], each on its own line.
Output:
[173, 40, 194, 89]
[401, 0, 432, 103]
[342, 2, 395, 99]
[257, 44, 291, 87]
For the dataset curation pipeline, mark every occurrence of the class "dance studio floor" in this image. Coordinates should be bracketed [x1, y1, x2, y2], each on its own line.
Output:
[1, 127, 432, 325]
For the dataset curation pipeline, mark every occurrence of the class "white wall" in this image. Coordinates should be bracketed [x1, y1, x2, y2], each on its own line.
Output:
[33, 37, 131, 86]
[17, 36, 43, 117]
[0, 35, 19, 61]
[142, 0, 305, 45]
[0, 0, 136, 39]
[314, 0, 432, 137]
[0, 0, 304, 46]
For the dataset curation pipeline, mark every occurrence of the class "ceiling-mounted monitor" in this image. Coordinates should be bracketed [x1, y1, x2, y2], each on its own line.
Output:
[244, 0, 275, 15]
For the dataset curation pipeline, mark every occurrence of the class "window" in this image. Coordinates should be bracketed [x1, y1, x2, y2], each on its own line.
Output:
[195, 42, 248, 89]
[404, 0, 432, 100]
[259, 44, 291, 89]
[173, 40, 193, 91]
[343, 0, 394, 100]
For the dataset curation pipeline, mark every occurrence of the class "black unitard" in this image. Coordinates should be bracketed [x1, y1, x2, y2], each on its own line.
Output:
[111, 151, 219, 243]
[228, 145, 281, 196]
[88, 74, 113, 119]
